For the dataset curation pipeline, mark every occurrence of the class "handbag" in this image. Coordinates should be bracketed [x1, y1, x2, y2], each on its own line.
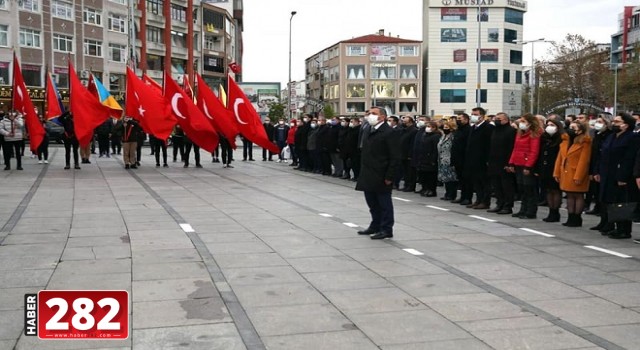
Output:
[606, 202, 637, 223]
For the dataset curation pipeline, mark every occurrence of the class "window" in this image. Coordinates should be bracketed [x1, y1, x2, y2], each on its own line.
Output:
[503, 70, 511, 83]
[346, 102, 366, 113]
[504, 29, 517, 44]
[371, 45, 397, 60]
[19, 0, 38, 12]
[399, 46, 419, 56]
[109, 73, 125, 91]
[171, 58, 186, 74]
[171, 30, 186, 48]
[203, 8, 224, 31]
[478, 49, 499, 62]
[0, 25, 7, 47]
[400, 65, 418, 79]
[146, 54, 163, 70]
[440, 89, 466, 103]
[84, 39, 102, 57]
[505, 9, 524, 25]
[399, 84, 418, 98]
[371, 64, 396, 79]
[0, 0, 7, 10]
[171, 4, 186, 22]
[146, 0, 162, 15]
[146, 27, 162, 43]
[108, 14, 127, 33]
[510, 50, 523, 65]
[487, 69, 498, 83]
[108, 43, 126, 62]
[83, 8, 102, 25]
[204, 35, 222, 51]
[441, 7, 467, 21]
[475, 89, 488, 104]
[441, 28, 467, 42]
[346, 84, 365, 98]
[440, 69, 466, 83]
[51, 1, 73, 20]
[478, 7, 488, 22]
[488, 28, 499, 42]
[109, 0, 125, 4]
[0, 62, 9, 85]
[372, 82, 394, 98]
[516, 71, 522, 84]
[347, 65, 365, 79]
[19, 28, 41, 48]
[346, 45, 365, 56]
[203, 55, 224, 73]
[53, 34, 73, 52]
[22, 64, 41, 86]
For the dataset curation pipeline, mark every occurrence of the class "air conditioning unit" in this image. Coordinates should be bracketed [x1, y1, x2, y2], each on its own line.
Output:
[80, 70, 90, 79]
[81, 80, 89, 87]
[51, 74, 59, 84]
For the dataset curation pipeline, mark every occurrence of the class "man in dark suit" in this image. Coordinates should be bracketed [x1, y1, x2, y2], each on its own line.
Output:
[464, 107, 494, 209]
[356, 107, 401, 240]
[399, 117, 418, 192]
[486, 112, 516, 214]
[451, 113, 471, 204]
[262, 117, 275, 161]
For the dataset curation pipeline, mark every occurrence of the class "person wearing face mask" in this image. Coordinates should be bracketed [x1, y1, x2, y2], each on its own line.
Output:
[411, 121, 441, 197]
[585, 114, 613, 219]
[507, 114, 542, 219]
[113, 115, 141, 169]
[356, 107, 401, 240]
[486, 112, 517, 214]
[399, 117, 418, 192]
[294, 116, 310, 170]
[274, 118, 289, 163]
[315, 117, 333, 175]
[594, 113, 639, 239]
[536, 119, 565, 222]
[463, 107, 494, 209]
[337, 118, 350, 176]
[262, 117, 275, 161]
[0, 111, 24, 170]
[451, 113, 472, 204]
[327, 117, 343, 177]
[306, 119, 321, 173]
[343, 118, 362, 180]
[438, 119, 459, 200]
[287, 119, 298, 166]
[553, 120, 592, 227]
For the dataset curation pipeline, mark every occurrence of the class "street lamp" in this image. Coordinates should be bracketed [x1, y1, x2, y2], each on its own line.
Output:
[602, 61, 628, 115]
[513, 38, 554, 114]
[288, 11, 297, 120]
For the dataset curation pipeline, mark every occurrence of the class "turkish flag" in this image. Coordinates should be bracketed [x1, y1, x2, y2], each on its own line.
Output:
[163, 71, 219, 153]
[195, 74, 238, 149]
[125, 67, 176, 140]
[12, 53, 45, 152]
[143, 74, 162, 91]
[69, 62, 111, 147]
[226, 75, 279, 154]
[229, 62, 241, 74]
[45, 72, 64, 120]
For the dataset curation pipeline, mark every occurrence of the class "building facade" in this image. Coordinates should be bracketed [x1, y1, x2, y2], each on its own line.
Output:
[305, 30, 422, 117]
[0, 0, 243, 110]
[422, 0, 527, 117]
[611, 6, 640, 65]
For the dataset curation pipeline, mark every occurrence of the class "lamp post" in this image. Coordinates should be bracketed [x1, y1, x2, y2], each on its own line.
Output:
[288, 11, 297, 120]
[476, 4, 482, 108]
[513, 38, 553, 115]
[602, 62, 628, 115]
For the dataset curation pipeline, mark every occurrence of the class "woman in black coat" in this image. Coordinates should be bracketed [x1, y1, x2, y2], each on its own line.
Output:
[594, 113, 640, 239]
[411, 121, 441, 197]
[586, 114, 613, 218]
[536, 119, 564, 222]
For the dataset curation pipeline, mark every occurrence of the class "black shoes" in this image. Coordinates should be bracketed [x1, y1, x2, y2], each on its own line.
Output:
[370, 232, 393, 240]
[357, 228, 376, 235]
[497, 208, 513, 215]
[487, 207, 502, 213]
[130, 165, 137, 169]
[74, 165, 81, 170]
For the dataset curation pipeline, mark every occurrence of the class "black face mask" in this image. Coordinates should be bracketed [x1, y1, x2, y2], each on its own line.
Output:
[443, 129, 451, 135]
[566, 129, 577, 138]
[456, 120, 464, 127]
[611, 125, 622, 133]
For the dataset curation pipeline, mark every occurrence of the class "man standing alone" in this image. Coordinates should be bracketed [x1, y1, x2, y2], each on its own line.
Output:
[356, 107, 401, 239]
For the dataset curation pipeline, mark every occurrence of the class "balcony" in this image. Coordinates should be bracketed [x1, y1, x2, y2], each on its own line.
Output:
[146, 41, 166, 53]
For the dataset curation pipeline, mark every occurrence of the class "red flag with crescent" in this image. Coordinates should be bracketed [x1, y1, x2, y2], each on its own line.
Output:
[69, 62, 111, 147]
[125, 67, 176, 140]
[12, 53, 45, 152]
[163, 71, 219, 153]
[226, 75, 279, 154]
[195, 73, 238, 149]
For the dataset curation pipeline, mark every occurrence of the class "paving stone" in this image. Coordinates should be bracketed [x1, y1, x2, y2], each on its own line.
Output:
[133, 297, 231, 329]
[263, 330, 378, 350]
[471, 326, 596, 350]
[204, 241, 274, 255]
[389, 274, 485, 298]
[580, 282, 640, 308]
[490, 277, 591, 302]
[224, 266, 306, 286]
[133, 261, 208, 281]
[245, 303, 352, 337]
[133, 323, 246, 350]
[533, 266, 629, 286]
[233, 282, 327, 308]
[286, 255, 365, 273]
[0, 310, 24, 340]
[585, 324, 640, 350]
[304, 269, 393, 292]
[214, 252, 288, 269]
[0, 269, 53, 288]
[324, 287, 426, 315]
[133, 278, 218, 302]
[531, 297, 640, 327]
[458, 316, 553, 332]
[381, 338, 493, 350]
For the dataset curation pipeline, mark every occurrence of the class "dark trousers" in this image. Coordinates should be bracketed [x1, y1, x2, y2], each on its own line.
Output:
[242, 139, 253, 160]
[491, 172, 515, 209]
[444, 181, 458, 199]
[472, 173, 491, 205]
[37, 138, 49, 161]
[64, 138, 80, 166]
[364, 191, 395, 234]
[98, 135, 110, 155]
[351, 152, 361, 179]
[516, 167, 537, 215]
[111, 138, 122, 154]
[402, 160, 416, 190]
[297, 149, 308, 169]
[2, 141, 21, 168]
[418, 170, 438, 193]
[221, 139, 233, 165]
[289, 143, 297, 164]
[262, 146, 273, 161]
[601, 206, 632, 234]
[136, 141, 143, 162]
[311, 149, 322, 172]
[172, 137, 184, 161]
[456, 166, 473, 201]
[184, 143, 200, 166]
[154, 141, 167, 165]
[321, 151, 332, 174]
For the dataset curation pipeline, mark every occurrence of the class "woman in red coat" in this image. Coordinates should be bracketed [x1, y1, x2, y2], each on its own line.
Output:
[287, 119, 298, 166]
[507, 114, 542, 219]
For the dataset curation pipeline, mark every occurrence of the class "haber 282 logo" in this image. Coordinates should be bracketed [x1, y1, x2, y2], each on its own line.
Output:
[25, 290, 129, 339]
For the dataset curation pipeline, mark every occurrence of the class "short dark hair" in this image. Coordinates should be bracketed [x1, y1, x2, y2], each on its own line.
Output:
[618, 112, 636, 128]
[472, 107, 486, 116]
[388, 116, 399, 123]
[370, 106, 388, 117]
[458, 113, 470, 121]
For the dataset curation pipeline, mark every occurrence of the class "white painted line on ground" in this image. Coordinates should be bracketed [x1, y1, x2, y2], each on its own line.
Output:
[179, 223, 195, 233]
[468, 215, 497, 222]
[426, 205, 450, 211]
[403, 248, 424, 256]
[584, 245, 632, 258]
[519, 228, 556, 238]
[343, 222, 360, 228]
[393, 197, 411, 202]
[318, 213, 333, 218]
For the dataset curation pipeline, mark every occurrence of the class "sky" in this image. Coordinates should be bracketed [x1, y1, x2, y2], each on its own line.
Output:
[241, 0, 637, 87]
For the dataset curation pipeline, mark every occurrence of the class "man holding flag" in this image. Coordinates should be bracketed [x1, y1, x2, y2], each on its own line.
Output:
[0, 111, 24, 170]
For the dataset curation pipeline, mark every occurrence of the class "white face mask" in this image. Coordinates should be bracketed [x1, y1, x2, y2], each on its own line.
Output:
[593, 122, 604, 131]
[303, 118, 309, 122]
[278, 121, 284, 125]
[489, 121, 495, 126]
[310, 123, 317, 129]
[290, 123, 296, 127]
[417, 120, 426, 128]
[425, 127, 433, 133]
[470, 115, 480, 123]
[349, 122, 355, 128]
[366, 114, 379, 125]
[340, 121, 347, 127]
[545, 125, 557, 135]
[518, 122, 529, 131]
[589, 119, 596, 126]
